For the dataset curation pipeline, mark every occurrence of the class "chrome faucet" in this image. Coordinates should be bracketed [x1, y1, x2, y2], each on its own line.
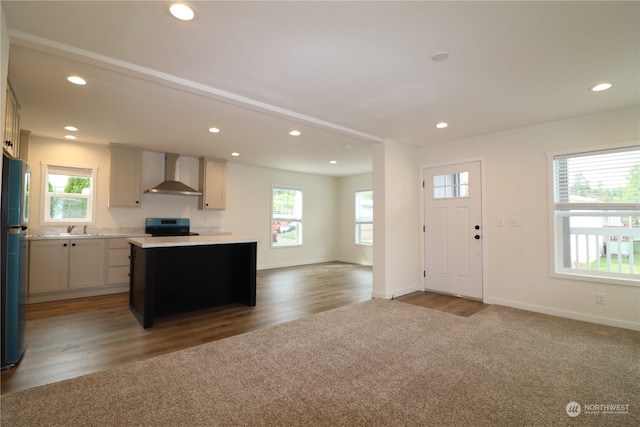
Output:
[67, 225, 75, 233]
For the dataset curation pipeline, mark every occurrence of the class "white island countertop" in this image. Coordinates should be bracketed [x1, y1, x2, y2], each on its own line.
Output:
[127, 234, 259, 249]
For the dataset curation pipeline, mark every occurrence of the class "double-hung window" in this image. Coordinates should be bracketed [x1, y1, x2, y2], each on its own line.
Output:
[42, 163, 97, 225]
[355, 190, 373, 245]
[271, 186, 302, 247]
[550, 144, 639, 284]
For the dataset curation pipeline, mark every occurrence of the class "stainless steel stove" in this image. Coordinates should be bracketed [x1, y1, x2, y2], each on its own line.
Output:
[145, 218, 198, 237]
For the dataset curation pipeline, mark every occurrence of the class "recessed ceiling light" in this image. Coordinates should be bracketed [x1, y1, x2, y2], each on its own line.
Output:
[431, 51, 449, 62]
[329, 160, 337, 165]
[231, 152, 240, 157]
[590, 82, 612, 92]
[64, 126, 78, 132]
[435, 122, 448, 129]
[208, 127, 220, 133]
[289, 130, 301, 136]
[169, 3, 195, 21]
[64, 135, 77, 140]
[67, 76, 86, 85]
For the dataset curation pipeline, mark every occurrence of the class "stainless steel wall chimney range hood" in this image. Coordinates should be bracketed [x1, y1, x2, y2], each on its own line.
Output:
[144, 153, 202, 196]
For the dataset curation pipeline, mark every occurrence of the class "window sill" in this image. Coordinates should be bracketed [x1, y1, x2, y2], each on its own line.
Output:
[551, 271, 640, 287]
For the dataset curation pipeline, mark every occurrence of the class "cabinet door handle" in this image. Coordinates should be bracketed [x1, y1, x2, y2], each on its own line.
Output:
[63, 243, 67, 247]
[136, 201, 139, 204]
[72, 243, 76, 247]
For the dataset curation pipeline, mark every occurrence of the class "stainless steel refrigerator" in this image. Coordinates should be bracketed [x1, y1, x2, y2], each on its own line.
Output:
[1, 152, 29, 369]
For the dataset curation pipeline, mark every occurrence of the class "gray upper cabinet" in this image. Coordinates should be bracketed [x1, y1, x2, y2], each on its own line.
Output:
[198, 157, 227, 210]
[109, 144, 142, 208]
[4, 83, 20, 158]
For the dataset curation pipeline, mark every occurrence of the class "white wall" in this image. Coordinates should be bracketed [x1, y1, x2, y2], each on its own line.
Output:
[223, 162, 339, 269]
[416, 106, 640, 329]
[336, 172, 373, 265]
[27, 137, 343, 270]
[29, 137, 114, 228]
[372, 139, 421, 299]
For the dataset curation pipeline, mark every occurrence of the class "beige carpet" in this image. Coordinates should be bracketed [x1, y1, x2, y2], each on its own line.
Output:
[2, 299, 638, 426]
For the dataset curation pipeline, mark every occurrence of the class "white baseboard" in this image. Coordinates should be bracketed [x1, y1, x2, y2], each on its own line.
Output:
[257, 258, 372, 270]
[485, 297, 640, 331]
[335, 257, 373, 266]
[257, 258, 338, 270]
[372, 284, 421, 300]
[27, 284, 129, 304]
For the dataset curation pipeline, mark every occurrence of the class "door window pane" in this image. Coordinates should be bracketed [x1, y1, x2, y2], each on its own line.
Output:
[433, 172, 469, 199]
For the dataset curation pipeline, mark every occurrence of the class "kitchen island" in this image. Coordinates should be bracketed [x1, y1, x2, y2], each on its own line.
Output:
[128, 235, 258, 328]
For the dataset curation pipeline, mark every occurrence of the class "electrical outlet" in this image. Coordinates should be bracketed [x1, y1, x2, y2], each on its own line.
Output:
[497, 217, 504, 227]
[596, 292, 606, 305]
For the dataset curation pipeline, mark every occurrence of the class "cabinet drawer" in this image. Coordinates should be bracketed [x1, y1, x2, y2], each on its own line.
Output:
[109, 238, 130, 249]
[109, 248, 130, 266]
[108, 266, 130, 285]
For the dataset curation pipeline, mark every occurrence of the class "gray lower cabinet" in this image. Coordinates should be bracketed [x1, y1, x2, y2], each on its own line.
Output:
[107, 238, 131, 285]
[68, 239, 106, 289]
[28, 237, 129, 303]
[28, 239, 69, 294]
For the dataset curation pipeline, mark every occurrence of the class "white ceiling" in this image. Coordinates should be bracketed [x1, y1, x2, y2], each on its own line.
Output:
[3, 1, 638, 177]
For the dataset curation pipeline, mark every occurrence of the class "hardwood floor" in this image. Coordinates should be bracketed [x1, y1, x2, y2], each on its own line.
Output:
[395, 291, 488, 317]
[1, 262, 486, 394]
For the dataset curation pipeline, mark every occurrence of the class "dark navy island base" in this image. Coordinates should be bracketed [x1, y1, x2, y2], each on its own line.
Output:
[128, 236, 257, 328]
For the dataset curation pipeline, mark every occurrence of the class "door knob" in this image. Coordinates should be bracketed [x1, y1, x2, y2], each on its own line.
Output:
[474, 235, 480, 240]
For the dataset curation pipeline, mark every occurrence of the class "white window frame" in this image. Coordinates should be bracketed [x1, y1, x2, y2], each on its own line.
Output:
[355, 189, 373, 246]
[271, 186, 303, 248]
[548, 142, 640, 286]
[41, 161, 98, 226]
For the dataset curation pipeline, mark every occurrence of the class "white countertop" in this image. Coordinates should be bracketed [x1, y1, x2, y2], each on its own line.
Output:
[29, 233, 150, 240]
[127, 234, 259, 248]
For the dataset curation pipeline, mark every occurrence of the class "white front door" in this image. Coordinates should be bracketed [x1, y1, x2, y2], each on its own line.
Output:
[423, 161, 483, 299]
